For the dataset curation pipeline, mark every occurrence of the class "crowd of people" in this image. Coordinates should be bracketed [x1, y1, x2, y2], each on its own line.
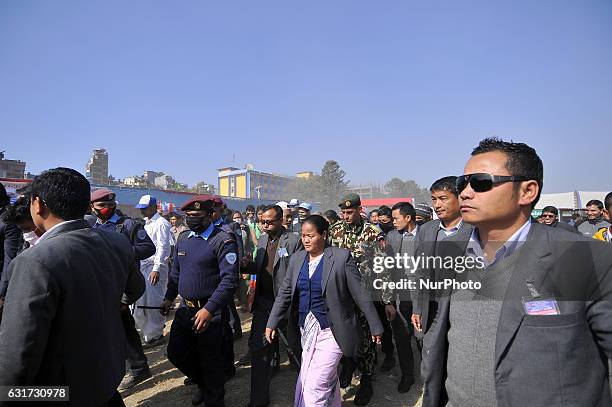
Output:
[0, 137, 612, 407]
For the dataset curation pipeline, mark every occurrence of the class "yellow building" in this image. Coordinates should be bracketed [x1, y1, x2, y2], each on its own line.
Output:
[218, 166, 292, 200]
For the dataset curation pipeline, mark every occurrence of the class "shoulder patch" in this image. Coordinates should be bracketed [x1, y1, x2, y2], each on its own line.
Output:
[225, 252, 237, 265]
[137, 229, 148, 240]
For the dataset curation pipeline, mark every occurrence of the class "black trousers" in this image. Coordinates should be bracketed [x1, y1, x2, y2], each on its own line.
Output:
[121, 308, 149, 376]
[248, 299, 276, 406]
[390, 301, 418, 378]
[374, 301, 395, 358]
[167, 307, 226, 407]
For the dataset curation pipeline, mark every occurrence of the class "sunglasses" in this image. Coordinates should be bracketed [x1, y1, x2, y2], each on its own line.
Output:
[456, 173, 529, 193]
[260, 219, 281, 226]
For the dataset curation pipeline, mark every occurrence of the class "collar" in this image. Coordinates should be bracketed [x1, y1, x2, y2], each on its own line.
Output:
[187, 222, 215, 240]
[440, 218, 463, 232]
[96, 212, 120, 225]
[213, 217, 225, 227]
[400, 224, 418, 237]
[36, 219, 83, 245]
[467, 220, 531, 267]
[589, 216, 604, 225]
[145, 212, 161, 224]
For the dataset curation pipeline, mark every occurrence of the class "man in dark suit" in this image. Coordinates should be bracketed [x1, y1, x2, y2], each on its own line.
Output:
[0, 168, 145, 406]
[247, 204, 302, 407]
[0, 183, 22, 302]
[411, 176, 472, 338]
[421, 138, 612, 407]
[384, 201, 420, 393]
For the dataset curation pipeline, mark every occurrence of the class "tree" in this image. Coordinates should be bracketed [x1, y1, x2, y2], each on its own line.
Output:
[383, 177, 431, 205]
[319, 160, 348, 211]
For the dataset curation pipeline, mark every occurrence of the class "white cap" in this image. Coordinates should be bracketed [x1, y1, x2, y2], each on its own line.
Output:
[288, 198, 299, 207]
[135, 195, 157, 209]
[276, 201, 289, 210]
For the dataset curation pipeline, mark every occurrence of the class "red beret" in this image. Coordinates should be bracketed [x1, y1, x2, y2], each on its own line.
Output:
[210, 195, 224, 206]
[181, 195, 215, 211]
[90, 188, 116, 203]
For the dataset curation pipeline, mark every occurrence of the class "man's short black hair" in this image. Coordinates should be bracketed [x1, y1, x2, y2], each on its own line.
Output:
[377, 206, 392, 218]
[323, 209, 340, 223]
[585, 199, 604, 210]
[1, 194, 33, 224]
[604, 193, 612, 212]
[370, 209, 379, 215]
[246, 205, 256, 212]
[263, 204, 283, 220]
[391, 202, 416, 219]
[30, 168, 91, 221]
[430, 176, 459, 197]
[472, 137, 543, 208]
[542, 206, 558, 216]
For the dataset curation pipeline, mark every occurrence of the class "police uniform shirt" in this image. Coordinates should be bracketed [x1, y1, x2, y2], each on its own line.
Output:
[165, 223, 239, 316]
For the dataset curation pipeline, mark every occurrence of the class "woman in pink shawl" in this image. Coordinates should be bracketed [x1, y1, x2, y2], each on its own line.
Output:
[265, 215, 383, 407]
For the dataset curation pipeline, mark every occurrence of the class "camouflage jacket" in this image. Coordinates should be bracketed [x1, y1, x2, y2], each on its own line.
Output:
[329, 220, 392, 303]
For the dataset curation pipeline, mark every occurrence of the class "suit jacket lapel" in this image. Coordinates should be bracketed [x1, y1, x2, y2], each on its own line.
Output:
[494, 224, 553, 367]
[273, 231, 288, 268]
[256, 234, 268, 273]
[322, 247, 334, 294]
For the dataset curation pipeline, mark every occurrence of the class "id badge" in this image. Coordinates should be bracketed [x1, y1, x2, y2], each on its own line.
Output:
[277, 247, 289, 258]
[522, 296, 560, 315]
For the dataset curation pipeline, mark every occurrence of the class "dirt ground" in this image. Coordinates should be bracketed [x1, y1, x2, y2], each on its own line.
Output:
[122, 304, 423, 407]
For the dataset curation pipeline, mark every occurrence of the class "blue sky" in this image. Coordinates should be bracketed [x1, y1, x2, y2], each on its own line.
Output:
[1, 0, 611, 193]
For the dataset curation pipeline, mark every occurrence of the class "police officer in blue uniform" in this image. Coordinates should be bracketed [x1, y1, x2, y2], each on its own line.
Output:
[90, 188, 156, 390]
[160, 195, 239, 406]
[210, 196, 245, 380]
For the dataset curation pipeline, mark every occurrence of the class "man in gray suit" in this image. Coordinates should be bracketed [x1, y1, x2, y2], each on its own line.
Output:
[246, 204, 302, 407]
[421, 138, 612, 407]
[0, 168, 145, 406]
[411, 176, 472, 338]
[384, 201, 420, 393]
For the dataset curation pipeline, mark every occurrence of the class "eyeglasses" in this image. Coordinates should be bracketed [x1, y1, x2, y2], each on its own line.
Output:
[540, 214, 555, 219]
[260, 219, 281, 226]
[456, 173, 529, 193]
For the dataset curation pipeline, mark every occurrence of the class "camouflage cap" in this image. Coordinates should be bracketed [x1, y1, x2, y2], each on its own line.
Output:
[339, 193, 361, 209]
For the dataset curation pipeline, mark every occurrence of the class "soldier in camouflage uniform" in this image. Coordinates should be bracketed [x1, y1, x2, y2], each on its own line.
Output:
[329, 193, 393, 406]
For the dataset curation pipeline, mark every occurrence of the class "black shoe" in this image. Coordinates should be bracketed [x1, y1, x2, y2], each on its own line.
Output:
[397, 375, 415, 393]
[380, 355, 395, 372]
[237, 351, 251, 366]
[118, 369, 152, 391]
[339, 359, 356, 388]
[184, 377, 195, 386]
[353, 376, 373, 406]
[192, 386, 205, 406]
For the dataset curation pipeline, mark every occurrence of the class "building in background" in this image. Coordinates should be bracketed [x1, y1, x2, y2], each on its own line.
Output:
[85, 148, 109, 185]
[296, 171, 315, 179]
[0, 151, 26, 179]
[218, 165, 293, 201]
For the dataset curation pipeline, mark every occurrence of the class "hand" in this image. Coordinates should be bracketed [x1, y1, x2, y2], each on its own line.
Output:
[371, 334, 383, 345]
[411, 314, 422, 332]
[192, 307, 212, 333]
[149, 271, 159, 285]
[384, 304, 397, 321]
[160, 299, 173, 316]
[265, 328, 276, 344]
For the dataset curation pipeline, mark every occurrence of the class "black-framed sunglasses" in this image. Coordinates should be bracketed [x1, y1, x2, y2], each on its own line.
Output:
[456, 173, 529, 193]
[260, 218, 281, 226]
